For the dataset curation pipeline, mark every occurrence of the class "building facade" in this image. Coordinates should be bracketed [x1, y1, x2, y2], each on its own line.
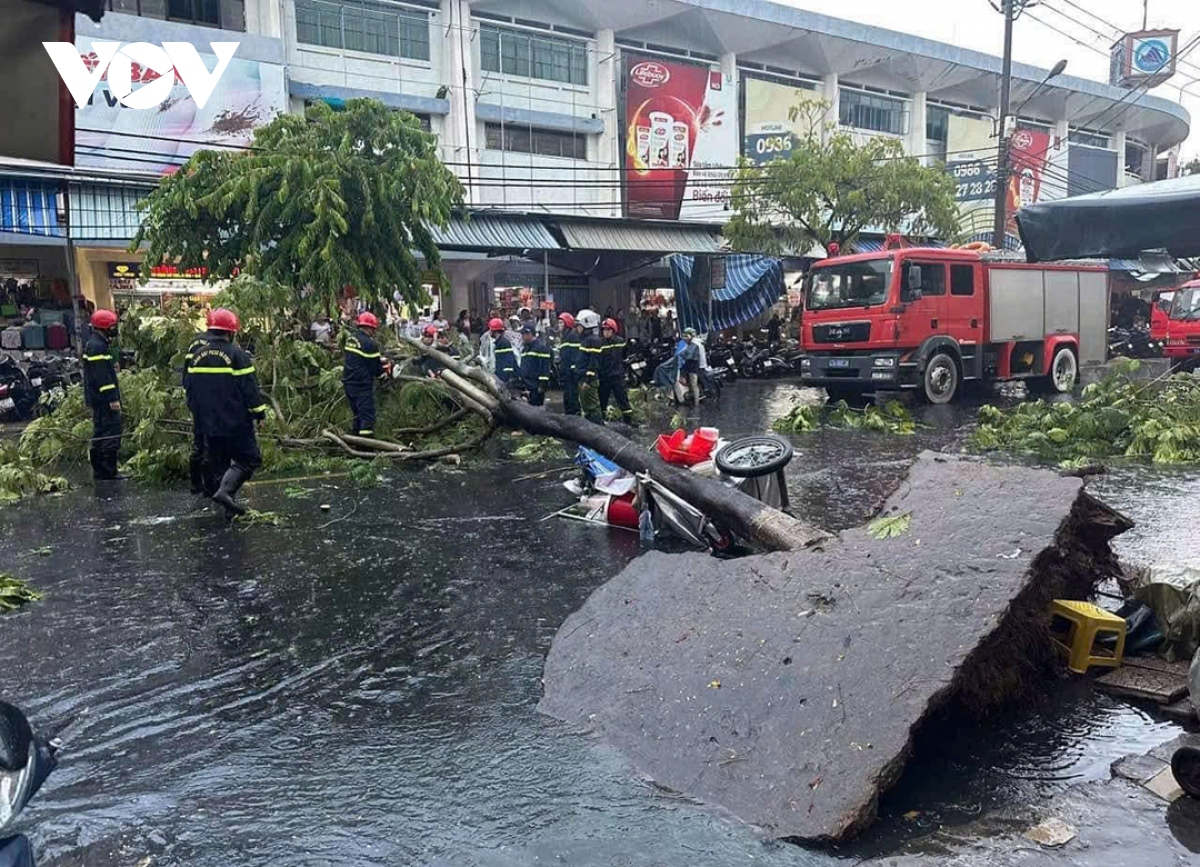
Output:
[2, 0, 1193, 315]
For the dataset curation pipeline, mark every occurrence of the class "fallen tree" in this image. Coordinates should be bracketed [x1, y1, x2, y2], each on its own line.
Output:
[403, 338, 828, 552]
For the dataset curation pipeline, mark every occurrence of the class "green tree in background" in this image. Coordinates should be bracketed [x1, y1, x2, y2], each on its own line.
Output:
[134, 99, 464, 311]
[726, 100, 961, 255]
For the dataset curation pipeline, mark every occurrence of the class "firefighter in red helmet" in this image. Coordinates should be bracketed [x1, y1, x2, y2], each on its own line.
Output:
[183, 308, 217, 496]
[82, 308, 123, 481]
[343, 311, 383, 436]
[184, 308, 267, 516]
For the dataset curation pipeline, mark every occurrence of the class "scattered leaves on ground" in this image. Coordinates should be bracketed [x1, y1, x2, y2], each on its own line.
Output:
[774, 400, 916, 435]
[235, 509, 286, 528]
[0, 573, 43, 613]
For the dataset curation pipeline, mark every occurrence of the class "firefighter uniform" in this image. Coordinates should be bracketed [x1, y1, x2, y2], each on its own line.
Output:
[493, 333, 518, 384]
[520, 333, 552, 406]
[599, 333, 634, 424]
[558, 329, 582, 416]
[578, 330, 604, 424]
[343, 327, 382, 436]
[184, 330, 215, 495]
[185, 333, 267, 514]
[82, 331, 122, 480]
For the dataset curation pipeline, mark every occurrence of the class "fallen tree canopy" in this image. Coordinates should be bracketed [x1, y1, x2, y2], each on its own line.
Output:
[539, 453, 1132, 842]
[972, 360, 1200, 466]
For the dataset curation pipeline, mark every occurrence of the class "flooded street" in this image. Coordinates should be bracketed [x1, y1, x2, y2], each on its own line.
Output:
[1, 381, 1196, 866]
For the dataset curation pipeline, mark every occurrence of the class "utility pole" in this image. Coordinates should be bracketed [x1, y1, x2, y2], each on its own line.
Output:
[1144, 0, 1149, 31]
[992, 0, 1015, 249]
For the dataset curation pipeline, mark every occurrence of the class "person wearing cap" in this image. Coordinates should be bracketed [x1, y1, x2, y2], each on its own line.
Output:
[414, 324, 445, 377]
[557, 312, 581, 416]
[343, 312, 383, 437]
[185, 308, 267, 516]
[519, 323, 551, 407]
[599, 317, 634, 424]
[82, 308, 123, 481]
[679, 327, 702, 408]
[489, 317, 518, 384]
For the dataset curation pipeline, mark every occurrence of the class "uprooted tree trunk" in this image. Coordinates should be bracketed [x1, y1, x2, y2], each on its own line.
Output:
[402, 339, 828, 552]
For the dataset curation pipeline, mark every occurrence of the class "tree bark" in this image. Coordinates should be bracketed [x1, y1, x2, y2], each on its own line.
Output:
[401, 338, 828, 551]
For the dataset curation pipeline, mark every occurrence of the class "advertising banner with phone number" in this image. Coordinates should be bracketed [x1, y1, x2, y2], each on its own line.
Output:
[622, 54, 737, 222]
[741, 77, 822, 166]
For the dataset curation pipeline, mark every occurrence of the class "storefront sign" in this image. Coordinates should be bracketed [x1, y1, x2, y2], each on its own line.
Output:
[108, 262, 208, 280]
[944, 113, 1000, 239]
[0, 260, 40, 279]
[75, 33, 285, 175]
[741, 77, 821, 165]
[623, 54, 737, 222]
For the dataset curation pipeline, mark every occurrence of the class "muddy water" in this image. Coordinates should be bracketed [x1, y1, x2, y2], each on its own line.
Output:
[0, 381, 1192, 866]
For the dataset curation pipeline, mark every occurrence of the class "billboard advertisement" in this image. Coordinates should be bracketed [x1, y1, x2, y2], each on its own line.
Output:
[74, 35, 286, 175]
[623, 54, 737, 222]
[741, 77, 821, 165]
[1006, 128, 1067, 232]
[944, 113, 996, 238]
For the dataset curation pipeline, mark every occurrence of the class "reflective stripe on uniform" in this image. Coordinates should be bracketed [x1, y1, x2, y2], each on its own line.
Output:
[602, 343, 627, 350]
[345, 346, 381, 359]
[232, 366, 256, 376]
[250, 404, 268, 414]
[581, 347, 602, 353]
[359, 430, 373, 435]
[99, 383, 116, 392]
[538, 376, 550, 381]
[84, 355, 111, 362]
[495, 347, 514, 354]
[525, 352, 551, 358]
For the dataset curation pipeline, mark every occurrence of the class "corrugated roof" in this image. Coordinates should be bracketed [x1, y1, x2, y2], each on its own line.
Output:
[429, 214, 561, 251]
[556, 220, 722, 254]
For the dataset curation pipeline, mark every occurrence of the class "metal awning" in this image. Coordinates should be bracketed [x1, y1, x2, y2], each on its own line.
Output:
[428, 214, 561, 252]
[554, 219, 722, 254]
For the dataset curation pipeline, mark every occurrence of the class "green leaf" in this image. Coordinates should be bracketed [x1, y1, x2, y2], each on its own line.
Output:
[868, 512, 912, 540]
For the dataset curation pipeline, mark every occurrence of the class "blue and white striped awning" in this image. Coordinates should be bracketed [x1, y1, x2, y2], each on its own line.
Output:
[1, 179, 64, 239]
[670, 254, 784, 333]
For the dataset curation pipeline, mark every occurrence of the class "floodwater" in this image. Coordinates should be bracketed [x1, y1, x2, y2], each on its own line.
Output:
[0, 381, 1192, 866]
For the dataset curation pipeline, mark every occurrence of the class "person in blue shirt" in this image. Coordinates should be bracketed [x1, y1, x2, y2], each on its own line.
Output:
[557, 312, 582, 416]
[342, 312, 383, 437]
[519, 323, 551, 406]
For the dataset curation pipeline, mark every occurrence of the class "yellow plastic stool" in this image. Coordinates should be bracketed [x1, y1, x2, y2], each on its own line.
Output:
[1048, 599, 1127, 674]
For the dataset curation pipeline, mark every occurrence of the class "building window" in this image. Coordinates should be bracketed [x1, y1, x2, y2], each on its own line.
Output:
[839, 89, 908, 135]
[1125, 140, 1148, 176]
[484, 123, 587, 160]
[295, 0, 431, 61]
[107, 0, 244, 29]
[1069, 129, 1110, 149]
[926, 106, 949, 143]
[479, 24, 588, 86]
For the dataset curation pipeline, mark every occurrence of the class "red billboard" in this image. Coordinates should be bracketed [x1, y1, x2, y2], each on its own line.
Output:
[1007, 128, 1067, 231]
[622, 54, 736, 222]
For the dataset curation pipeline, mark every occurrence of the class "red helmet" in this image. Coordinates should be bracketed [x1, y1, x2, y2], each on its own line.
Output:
[209, 308, 240, 333]
[602, 318, 618, 331]
[558, 312, 576, 329]
[90, 309, 118, 330]
[423, 324, 438, 337]
[488, 317, 505, 331]
[357, 312, 379, 329]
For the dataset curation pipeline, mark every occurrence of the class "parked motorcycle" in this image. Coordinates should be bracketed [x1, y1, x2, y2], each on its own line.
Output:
[0, 359, 36, 422]
[1107, 325, 1163, 360]
[740, 341, 790, 378]
[0, 700, 59, 867]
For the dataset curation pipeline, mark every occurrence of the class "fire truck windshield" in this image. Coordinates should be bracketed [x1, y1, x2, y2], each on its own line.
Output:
[1170, 287, 1200, 321]
[807, 259, 893, 312]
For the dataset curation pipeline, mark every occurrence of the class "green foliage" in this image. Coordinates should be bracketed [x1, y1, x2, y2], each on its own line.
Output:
[774, 400, 916, 435]
[868, 511, 912, 540]
[971, 362, 1200, 464]
[726, 100, 961, 253]
[511, 435, 566, 462]
[134, 99, 464, 311]
[0, 573, 43, 612]
[0, 442, 69, 504]
[605, 387, 651, 425]
[235, 509, 285, 527]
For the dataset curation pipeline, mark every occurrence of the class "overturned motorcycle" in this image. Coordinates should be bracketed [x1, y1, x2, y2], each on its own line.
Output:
[0, 701, 59, 867]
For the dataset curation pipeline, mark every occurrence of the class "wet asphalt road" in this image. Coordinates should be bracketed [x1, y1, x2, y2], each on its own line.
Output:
[0, 380, 1195, 866]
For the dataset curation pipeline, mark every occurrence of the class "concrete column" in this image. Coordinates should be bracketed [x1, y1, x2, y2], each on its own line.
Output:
[243, 0, 283, 38]
[1142, 144, 1157, 181]
[1114, 130, 1128, 187]
[908, 90, 927, 162]
[595, 28, 619, 218]
[821, 73, 839, 145]
[442, 0, 477, 203]
[1053, 117, 1069, 152]
[1167, 143, 1180, 179]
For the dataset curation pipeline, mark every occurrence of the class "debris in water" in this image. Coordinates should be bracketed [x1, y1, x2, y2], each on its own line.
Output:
[1023, 817, 1078, 847]
[868, 512, 911, 540]
[0, 573, 43, 613]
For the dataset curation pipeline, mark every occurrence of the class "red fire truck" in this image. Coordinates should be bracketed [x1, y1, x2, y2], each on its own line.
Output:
[799, 245, 1109, 404]
[1149, 278, 1200, 364]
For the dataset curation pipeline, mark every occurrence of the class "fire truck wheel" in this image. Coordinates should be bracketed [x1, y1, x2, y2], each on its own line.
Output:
[922, 352, 959, 405]
[1031, 346, 1079, 395]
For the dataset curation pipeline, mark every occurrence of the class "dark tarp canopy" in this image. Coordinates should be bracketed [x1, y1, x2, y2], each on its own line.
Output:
[1016, 174, 1200, 262]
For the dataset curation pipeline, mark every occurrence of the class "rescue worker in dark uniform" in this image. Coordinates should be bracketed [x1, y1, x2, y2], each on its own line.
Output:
[489, 317, 518, 385]
[599, 316, 634, 424]
[184, 308, 267, 516]
[82, 309, 122, 481]
[576, 309, 604, 424]
[519, 323, 551, 406]
[342, 312, 382, 436]
[184, 311, 215, 495]
[415, 324, 455, 377]
[557, 312, 581, 416]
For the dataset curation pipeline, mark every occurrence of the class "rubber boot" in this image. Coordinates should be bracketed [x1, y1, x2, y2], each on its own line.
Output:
[212, 466, 251, 516]
[189, 456, 206, 495]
